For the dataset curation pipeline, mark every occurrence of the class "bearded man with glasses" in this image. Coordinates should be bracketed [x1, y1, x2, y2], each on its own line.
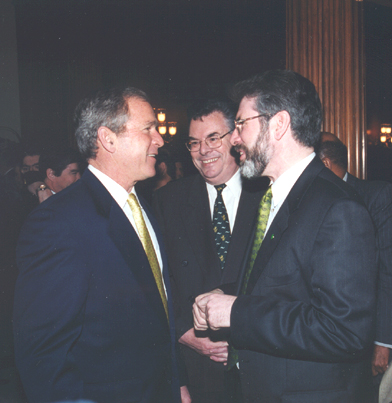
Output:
[193, 70, 377, 403]
[153, 98, 266, 403]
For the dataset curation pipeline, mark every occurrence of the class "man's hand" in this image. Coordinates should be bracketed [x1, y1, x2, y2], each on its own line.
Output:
[37, 188, 52, 203]
[372, 345, 390, 376]
[180, 385, 191, 403]
[31, 182, 52, 203]
[193, 292, 236, 331]
[179, 328, 228, 363]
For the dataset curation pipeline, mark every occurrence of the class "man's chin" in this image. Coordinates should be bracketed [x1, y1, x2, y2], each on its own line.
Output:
[240, 160, 260, 179]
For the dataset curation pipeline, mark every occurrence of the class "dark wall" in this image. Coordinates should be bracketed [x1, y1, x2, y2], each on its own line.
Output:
[14, 0, 286, 149]
[365, 2, 392, 140]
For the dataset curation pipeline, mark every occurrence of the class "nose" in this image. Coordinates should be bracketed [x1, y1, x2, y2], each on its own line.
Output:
[153, 128, 164, 147]
[75, 173, 81, 180]
[199, 140, 211, 155]
[230, 128, 241, 146]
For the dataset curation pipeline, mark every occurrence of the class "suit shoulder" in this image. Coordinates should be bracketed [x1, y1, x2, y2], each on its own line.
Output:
[316, 168, 359, 201]
[348, 176, 392, 206]
[25, 179, 94, 228]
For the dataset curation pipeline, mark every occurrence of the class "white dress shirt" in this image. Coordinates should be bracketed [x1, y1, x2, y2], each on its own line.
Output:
[88, 165, 164, 277]
[266, 153, 316, 234]
[206, 169, 242, 231]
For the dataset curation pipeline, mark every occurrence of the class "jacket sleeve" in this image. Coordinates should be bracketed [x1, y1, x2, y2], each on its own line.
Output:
[230, 198, 377, 363]
[371, 183, 392, 346]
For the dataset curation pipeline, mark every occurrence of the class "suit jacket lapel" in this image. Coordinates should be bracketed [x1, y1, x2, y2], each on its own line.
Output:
[181, 175, 221, 281]
[82, 170, 168, 327]
[139, 196, 174, 328]
[244, 158, 325, 294]
[223, 184, 265, 284]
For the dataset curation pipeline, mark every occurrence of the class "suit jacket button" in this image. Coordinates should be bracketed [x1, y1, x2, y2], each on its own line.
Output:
[182, 260, 188, 266]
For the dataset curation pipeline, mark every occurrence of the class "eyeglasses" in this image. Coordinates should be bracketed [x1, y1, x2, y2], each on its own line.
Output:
[234, 113, 272, 134]
[185, 130, 233, 152]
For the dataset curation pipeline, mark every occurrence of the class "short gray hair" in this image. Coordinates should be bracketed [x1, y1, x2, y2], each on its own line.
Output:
[74, 87, 150, 160]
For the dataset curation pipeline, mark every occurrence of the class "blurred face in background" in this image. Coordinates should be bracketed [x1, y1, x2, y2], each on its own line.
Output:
[21, 155, 40, 174]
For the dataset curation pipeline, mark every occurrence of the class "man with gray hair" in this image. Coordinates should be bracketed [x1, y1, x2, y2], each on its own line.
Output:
[193, 70, 377, 402]
[13, 87, 189, 403]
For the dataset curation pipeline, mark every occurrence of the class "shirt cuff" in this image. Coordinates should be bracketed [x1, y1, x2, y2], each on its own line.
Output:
[375, 341, 392, 349]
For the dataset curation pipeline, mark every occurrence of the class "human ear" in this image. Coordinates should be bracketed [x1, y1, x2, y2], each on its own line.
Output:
[322, 157, 332, 169]
[47, 168, 56, 180]
[272, 110, 291, 141]
[97, 126, 117, 153]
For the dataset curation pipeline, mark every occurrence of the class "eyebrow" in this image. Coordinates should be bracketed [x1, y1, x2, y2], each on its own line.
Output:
[188, 132, 219, 140]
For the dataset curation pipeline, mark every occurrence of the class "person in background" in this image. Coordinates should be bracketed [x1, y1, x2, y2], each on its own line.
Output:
[154, 147, 177, 191]
[36, 147, 83, 202]
[154, 98, 265, 403]
[317, 132, 392, 400]
[20, 146, 40, 175]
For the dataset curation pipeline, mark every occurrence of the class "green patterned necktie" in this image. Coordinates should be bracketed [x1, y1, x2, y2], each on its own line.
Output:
[241, 186, 273, 293]
[227, 186, 273, 370]
[212, 184, 231, 269]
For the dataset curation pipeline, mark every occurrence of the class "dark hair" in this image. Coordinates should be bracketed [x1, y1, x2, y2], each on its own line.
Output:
[231, 70, 323, 148]
[74, 87, 150, 160]
[317, 140, 348, 171]
[21, 145, 41, 165]
[39, 148, 82, 178]
[155, 147, 176, 180]
[187, 98, 237, 134]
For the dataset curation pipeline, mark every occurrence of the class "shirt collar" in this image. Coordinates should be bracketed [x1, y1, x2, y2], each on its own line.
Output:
[270, 152, 315, 210]
[205, 167, 241, 196]
[88, 164, 137, 210]
[225, 168, 241, 195]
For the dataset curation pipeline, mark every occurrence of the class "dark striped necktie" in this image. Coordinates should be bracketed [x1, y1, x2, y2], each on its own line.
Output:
[212, 184, 231, 269]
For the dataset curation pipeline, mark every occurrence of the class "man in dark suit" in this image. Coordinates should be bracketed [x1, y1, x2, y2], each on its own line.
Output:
[153, 99, 265, 403]
[317, 134, 392, 387]
[193, 70, 377, 402]
[13, 88, 190, 403]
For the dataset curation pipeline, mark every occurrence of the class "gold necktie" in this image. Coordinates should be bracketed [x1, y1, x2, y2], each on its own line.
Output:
[127, 194, 168, 321]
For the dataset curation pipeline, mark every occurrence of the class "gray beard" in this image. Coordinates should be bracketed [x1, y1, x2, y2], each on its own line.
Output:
[240, 158, 264, 179]
[239, 128, 270, 179]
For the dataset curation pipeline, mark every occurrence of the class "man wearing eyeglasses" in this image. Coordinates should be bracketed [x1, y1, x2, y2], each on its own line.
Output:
[193, 71, 377, 402]
[153, 98, 266, 403]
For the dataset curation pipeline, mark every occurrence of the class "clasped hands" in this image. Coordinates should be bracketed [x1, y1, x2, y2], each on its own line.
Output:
[192, 289, 237, 331]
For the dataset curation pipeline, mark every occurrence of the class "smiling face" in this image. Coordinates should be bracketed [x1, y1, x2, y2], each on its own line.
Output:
[114, 98, 164, 191]
[189, 111, 238, 186]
